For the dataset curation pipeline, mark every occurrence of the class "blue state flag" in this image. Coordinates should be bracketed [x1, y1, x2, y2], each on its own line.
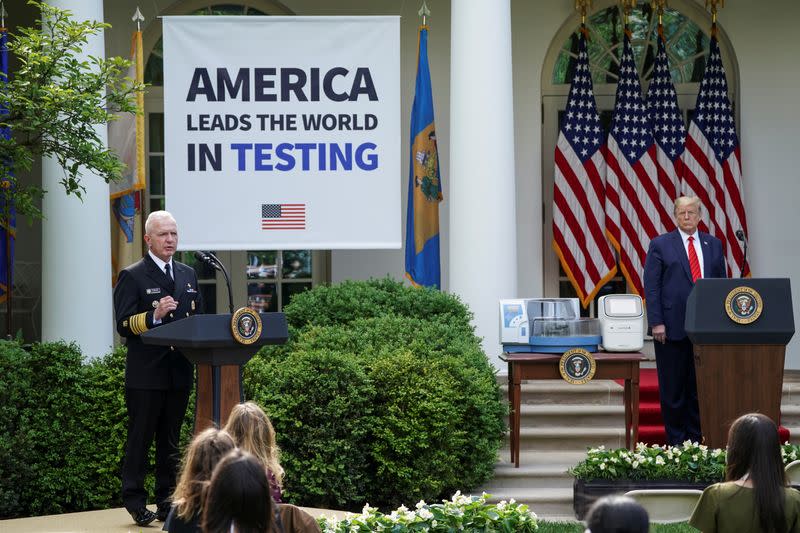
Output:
[405, 26, 442, 289]
[0, 28, 15, 303]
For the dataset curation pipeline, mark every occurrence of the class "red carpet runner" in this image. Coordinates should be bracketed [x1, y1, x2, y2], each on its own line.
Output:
[626, 368, 790, 446]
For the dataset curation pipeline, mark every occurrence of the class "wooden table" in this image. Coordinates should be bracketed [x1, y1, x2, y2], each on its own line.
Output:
[500, 352, 646, 467]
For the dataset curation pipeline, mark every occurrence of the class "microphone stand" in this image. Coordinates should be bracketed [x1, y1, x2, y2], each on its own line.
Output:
[740, 239, 748, 278]
[736, 231, 748, 279]
[194, 251, 234, 313]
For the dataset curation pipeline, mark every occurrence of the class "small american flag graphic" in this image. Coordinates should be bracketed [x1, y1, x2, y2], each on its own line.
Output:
[261, 203, 306, 230]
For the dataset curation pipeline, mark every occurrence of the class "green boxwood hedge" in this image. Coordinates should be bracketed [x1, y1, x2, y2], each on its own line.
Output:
[0, 279, 505, 518]
[248, 279, 505, 510]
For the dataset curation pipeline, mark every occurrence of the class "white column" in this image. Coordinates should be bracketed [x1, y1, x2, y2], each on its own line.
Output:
[42, 0, 114, 358]
[449, 0, 517, 369]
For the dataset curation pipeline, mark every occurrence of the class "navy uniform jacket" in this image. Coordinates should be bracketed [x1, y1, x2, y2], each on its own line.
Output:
[643, 229, 727, 340]
[114, 254, 204, 390]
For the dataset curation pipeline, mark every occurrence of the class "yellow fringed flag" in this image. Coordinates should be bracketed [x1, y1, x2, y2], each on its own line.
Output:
[109, 30, 145, 285]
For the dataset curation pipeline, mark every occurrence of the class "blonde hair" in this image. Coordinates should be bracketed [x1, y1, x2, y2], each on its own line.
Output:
[171, 428, 236, 520]
[673, 196, 702, 215]
[224, 401, 285, 488]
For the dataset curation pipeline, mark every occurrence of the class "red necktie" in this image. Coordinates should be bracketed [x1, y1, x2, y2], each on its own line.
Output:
[688, 236, 702, 282]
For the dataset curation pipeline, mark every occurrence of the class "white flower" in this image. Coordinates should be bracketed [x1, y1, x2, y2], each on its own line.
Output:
[416, 500, 427, 509]
[497, 501, 507, 511]
[599, 463, 606, 470]
[417, 508, 433, 520]
[693, 454, 699, 461]
[655, 456, 665, 465]
[675, 458, 680, 463]
[632, 461, 639, 468]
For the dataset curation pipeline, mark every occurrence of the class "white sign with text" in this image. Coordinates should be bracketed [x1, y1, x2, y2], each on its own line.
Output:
[163, 16, 400, 249]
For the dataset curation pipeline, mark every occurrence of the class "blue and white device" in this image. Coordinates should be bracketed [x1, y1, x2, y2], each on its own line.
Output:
[499, 298, 601, 353]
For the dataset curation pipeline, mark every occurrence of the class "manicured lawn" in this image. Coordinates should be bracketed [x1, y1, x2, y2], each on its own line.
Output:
[537, 522, 697, 532]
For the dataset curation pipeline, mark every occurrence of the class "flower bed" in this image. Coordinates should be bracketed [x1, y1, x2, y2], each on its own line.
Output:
[318, 492, 538, 532]
[570, 442, 800, 519]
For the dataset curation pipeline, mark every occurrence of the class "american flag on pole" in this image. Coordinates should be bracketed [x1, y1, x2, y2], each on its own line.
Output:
[645, 34, 683, 233]
[261, 203, 306, 230]
[605, 33, 663, 296]
[681, 36, 748, 277]
[553, 31, 617, 308]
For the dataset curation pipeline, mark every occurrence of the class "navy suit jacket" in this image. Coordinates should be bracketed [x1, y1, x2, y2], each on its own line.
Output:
[643, 230, 727, 340]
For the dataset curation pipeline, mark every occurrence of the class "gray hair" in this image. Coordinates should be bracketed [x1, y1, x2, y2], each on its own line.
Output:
[145, 210, 177, 235]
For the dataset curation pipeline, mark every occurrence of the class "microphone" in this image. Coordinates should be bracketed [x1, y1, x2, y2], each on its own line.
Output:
[735, 229, 748, 278]
[193, 251, 234, 313]
[194, 251, 220, 271]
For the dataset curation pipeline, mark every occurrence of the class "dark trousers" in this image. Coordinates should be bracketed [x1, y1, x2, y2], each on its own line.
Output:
[654, 337, 702, 445]
[122, 388, 191, 512]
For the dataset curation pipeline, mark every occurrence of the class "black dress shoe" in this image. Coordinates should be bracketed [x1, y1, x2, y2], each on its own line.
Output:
[156, 503, 171, 522]
[130, 507, 157, 527]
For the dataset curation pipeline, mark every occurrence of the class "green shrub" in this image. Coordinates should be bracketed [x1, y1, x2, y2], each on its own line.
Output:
[245, 349, 375, 510]
[0, 341, 91, 516]
[283, 278, 473, 330]
[0, 341, 196, 518]
[245, 279, 505, 511]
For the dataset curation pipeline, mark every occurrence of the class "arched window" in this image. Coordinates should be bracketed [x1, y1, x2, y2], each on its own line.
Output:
[144, 5, 268, 86]
[551, 4, 710, 86]
[540, 1, 738, 316]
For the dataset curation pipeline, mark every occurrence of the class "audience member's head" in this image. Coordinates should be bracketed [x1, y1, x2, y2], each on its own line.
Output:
[584, 495, 649, 533]
[224, 401, 284, 487]
[172, 428, 236, 520]
[202, 449, 273, 533]
[725, 412, 787, 533]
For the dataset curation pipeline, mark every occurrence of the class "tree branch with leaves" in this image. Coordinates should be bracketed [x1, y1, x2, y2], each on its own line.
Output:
[0, 0, 144, 221]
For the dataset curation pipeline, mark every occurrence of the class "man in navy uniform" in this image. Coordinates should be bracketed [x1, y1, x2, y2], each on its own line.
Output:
[114, 210, 203, 526]
[643, 196, 727, 445]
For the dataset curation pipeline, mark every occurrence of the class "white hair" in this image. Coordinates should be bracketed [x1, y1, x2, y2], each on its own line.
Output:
[145, 210, 177, 235]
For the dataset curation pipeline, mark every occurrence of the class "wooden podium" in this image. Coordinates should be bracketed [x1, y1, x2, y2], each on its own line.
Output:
[141, 313, 288, 432]
[686, 278, 795, 448]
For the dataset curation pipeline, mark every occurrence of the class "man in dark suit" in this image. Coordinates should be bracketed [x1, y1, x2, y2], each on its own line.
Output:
[643, 196, 727, 445]
[114, 211, 203, 526]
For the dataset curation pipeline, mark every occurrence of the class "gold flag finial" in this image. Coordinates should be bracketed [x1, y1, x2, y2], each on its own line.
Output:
[619, 0, 636, 28]
[575, 0, 593, 25]
[651, 0, 668, 33]
[704, 0, 724, 35]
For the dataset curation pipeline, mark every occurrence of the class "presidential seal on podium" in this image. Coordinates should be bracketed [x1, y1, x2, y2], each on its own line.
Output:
[724, 286, 763, 325]
[231, 307, 263, 344]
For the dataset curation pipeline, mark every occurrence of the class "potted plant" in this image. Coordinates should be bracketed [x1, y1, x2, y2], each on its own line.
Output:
[570, 441, 800, 519]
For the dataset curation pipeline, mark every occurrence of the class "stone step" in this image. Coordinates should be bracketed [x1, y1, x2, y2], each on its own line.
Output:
[482, 487, 574, 517]
[479, 462, 574, 490]
[494, 449, 588, 467]
[508, 404, 625, 428]
[516, 426, 627, 451]
[501, 380, 624, 406]
[782, 406, 800, 427]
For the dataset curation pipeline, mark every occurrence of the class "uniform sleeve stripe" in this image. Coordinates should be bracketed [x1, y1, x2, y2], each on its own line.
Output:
[130, 312, 149, 335]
